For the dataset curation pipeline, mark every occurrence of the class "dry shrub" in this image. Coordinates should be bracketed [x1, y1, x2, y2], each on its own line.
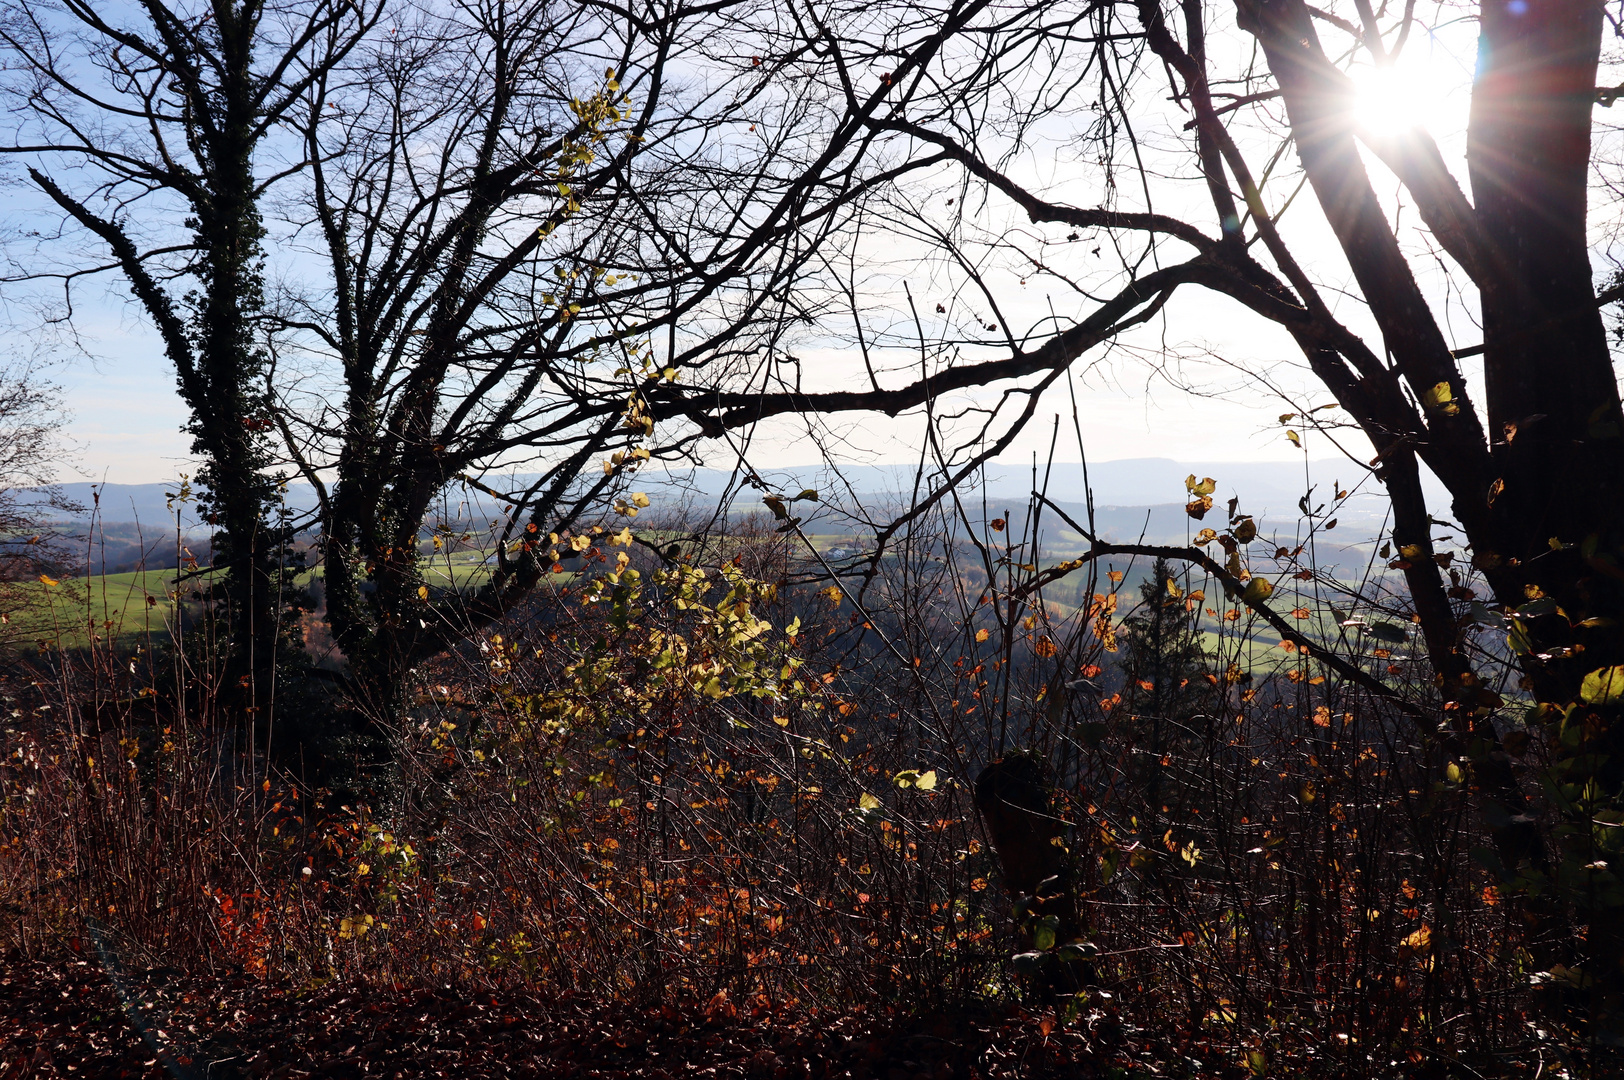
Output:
[323, 531, 996, 1006]
[2, 530, 997, 1014]
[0, 495, 1570, 1076]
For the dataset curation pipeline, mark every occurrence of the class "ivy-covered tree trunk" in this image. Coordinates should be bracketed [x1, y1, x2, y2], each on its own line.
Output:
[6, 0, 374, 742]
[178, 5, 286, 707]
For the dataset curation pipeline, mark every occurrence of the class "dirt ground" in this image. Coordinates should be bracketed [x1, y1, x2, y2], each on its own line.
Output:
[0, 957, 1250, 1079]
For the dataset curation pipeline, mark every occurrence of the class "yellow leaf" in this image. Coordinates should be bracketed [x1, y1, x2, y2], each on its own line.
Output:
[1400, 924, 1433, 953]
[975, 628, 990, 643]
[914, 770, 937, 791]
[1242, 577, 1274, 605]
[1582, 666, 1624, 706]
[338, 913, 375, 940]
[417, 585, 429, 600]
[858, 792, 881, 810]
[1184, 474, 1217, 496]
[1421, 381, 1460, 416]
[1285, 430, 1301, 448]
[38, 574, 57, 587]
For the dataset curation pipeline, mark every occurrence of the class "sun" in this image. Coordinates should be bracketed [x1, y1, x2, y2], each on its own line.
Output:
[1352, 64, 1425, 133]
[1348, 49, 1465, 138]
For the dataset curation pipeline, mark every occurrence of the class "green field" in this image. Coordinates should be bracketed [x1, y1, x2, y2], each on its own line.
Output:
[4, 549, 507, 653]
[420, 549, 497, 589]
[6, 568, 192, 652]
[3, 536, 1397, 669]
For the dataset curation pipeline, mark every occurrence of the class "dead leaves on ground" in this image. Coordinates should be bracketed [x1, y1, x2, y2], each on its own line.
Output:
[0, 958, 1262, 1079]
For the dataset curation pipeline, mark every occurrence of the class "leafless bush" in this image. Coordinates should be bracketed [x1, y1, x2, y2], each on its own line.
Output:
[0, 466, 1566, 1076]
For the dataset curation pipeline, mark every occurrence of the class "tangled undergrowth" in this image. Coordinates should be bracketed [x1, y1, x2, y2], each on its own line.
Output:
[0, 508, 1603, 1077]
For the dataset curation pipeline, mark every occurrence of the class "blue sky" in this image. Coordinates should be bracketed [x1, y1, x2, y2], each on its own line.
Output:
[7, 1, 1523, 491]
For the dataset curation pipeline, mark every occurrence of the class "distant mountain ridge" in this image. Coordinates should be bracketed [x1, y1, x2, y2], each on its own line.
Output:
[636, 457, 1433, 526]
[15, 481, 320, 530]
[18, 457, 1427, 531]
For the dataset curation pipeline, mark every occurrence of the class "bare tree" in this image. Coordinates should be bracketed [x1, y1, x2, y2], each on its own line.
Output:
[265, 0, 1096, 710]
[14, 1, 1624, 1014]
[263, 0, 1271, 722]
[682, 0, 1624, 1022]
[0, 360, 77, 587]
[270, 0, 719, 709]
[1, 0, 381, 696]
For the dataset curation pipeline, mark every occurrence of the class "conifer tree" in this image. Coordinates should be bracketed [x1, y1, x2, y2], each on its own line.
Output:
[1117, 558, 1211, 851]
[1119, 558, 1210, 727]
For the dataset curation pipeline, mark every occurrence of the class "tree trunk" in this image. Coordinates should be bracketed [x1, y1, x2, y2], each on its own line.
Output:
[1237, 0, 1624, 1027]
[1468, 0, 1624, 695]
[973, 754, 1088, 995]
[1467, 0, 1624, 1033]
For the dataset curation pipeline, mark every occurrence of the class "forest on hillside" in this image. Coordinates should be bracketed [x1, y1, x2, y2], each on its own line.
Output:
[4, 0, 1624, 1076]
